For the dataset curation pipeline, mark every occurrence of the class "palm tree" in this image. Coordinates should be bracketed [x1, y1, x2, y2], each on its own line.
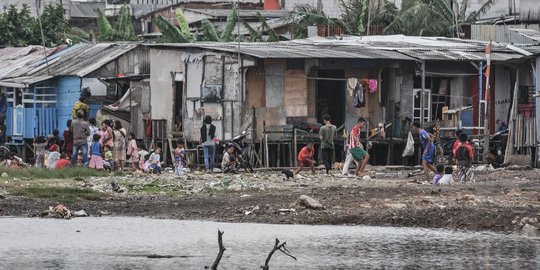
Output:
[286, 4, 350, 39]
[384, 0, 498, 37]
[339, 0, 398, 35]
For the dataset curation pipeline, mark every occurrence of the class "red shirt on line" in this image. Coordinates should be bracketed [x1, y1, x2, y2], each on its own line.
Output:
[298, 146, 314, 161]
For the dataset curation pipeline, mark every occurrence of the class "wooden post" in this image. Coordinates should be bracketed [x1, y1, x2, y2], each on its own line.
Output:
[293, 128, 298, 167]
[421, 61, 426, 127]
[504, 69, 520, 165]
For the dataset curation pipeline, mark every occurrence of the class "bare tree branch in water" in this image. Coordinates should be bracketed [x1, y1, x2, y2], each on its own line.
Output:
[205, 230, 226, 270]
[261, 238, 297, 270]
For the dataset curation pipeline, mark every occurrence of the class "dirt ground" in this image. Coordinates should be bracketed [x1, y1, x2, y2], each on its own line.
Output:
[0, 166, 539, 233]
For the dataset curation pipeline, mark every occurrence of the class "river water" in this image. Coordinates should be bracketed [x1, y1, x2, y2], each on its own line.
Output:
[0, 217, 538, 269]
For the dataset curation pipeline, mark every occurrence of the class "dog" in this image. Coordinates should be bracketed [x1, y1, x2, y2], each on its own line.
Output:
[333, 162, 343, 170]
[281, 169, 294, 180]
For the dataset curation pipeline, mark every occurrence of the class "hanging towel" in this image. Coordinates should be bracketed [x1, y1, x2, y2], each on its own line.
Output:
[347, 78, 358, 97]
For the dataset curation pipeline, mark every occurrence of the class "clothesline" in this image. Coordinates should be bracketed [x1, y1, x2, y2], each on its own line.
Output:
[262, 74, 379, 82]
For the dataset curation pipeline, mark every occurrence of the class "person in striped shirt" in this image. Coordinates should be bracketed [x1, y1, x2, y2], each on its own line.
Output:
[341, 118, 370, 177]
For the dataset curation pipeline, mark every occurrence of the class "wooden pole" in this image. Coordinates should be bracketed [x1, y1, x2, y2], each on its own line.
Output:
[420, 61, 426, 127]
[504, 69, 520, 165]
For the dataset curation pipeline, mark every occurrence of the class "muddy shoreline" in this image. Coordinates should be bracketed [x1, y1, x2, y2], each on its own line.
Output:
[1, 169, 539, 233]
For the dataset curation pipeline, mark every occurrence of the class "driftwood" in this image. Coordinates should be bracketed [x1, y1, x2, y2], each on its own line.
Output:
[261, 238, 297, 270]
[206, 230, 226, 270]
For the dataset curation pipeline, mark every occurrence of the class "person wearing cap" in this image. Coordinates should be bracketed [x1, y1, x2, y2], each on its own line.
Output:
[71, 96, 89, 119]
[71, 110, 90, 166]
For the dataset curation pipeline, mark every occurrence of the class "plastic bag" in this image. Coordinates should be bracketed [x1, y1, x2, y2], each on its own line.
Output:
[402, 131, 415, 157]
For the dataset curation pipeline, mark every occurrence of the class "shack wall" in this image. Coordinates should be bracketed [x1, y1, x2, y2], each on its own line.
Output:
[149, 48, 184, 134]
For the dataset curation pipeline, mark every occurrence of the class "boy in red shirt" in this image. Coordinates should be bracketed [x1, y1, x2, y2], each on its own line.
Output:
[294, 141, 316, 175]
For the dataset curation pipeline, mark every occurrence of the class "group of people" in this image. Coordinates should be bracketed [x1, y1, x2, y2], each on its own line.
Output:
[294, 115, 371, 177]
[412, 122, 475, 185]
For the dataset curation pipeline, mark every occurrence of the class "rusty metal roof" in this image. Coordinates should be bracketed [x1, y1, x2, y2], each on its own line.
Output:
[0, 43, 139, 87]
[147, 35, 527, 61]
[148, 42, 415, 60]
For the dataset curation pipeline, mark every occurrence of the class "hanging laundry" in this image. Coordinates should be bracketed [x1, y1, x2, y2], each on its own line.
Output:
[347, 78, 358, 97]
[353, 80, 365, 108]
[368, 79, 378, 93]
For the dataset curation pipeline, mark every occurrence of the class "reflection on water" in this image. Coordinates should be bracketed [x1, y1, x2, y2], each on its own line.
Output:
[0, 217, 538, 270]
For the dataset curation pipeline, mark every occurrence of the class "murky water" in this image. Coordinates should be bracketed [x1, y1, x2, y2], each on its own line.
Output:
[0, 217, 538, 270]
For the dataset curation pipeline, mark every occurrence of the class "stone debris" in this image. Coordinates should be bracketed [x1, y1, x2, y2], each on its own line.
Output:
[1, 172, 8, 178]
[73, 210, 88, 217]
[297, 195, 324, 210]
[362, 175, 372, 181]
[40, 205, 72, 219]
[383, 203, 407, 209]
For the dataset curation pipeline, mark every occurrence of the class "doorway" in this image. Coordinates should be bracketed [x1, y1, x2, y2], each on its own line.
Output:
[316, 70, 345, 128]
[173, 81, 183, 132]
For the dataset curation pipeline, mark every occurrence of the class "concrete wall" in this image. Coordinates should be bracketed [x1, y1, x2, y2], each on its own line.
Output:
[149, 48, 184, 134]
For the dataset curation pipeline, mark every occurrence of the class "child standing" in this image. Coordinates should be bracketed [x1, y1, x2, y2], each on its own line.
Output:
[174, 142, 186, 175]
[103, 145, 114, 171]
[454, 133, 474, 182]
[148, 147, 162, 174]
[126, 133, 138, 171]
[89, 134, 103, 170]
[294, 141, 316, 175]
[33, 136, 48, 168]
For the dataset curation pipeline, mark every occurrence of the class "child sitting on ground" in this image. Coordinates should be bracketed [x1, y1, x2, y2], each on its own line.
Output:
[47, 144, 61, 170]
[294, 141, 316, 175]
[432, 164, 444, 185]
[173, 142, 186, 175]
[221, 144, 239, 173]
[438, 166, 454, 185]
[55, 154, 70, 169]
[147, 147, 162, 174]
[88, 134, 103, 171]
[103, 145, 114, 172]
[137, 146, 149, 172]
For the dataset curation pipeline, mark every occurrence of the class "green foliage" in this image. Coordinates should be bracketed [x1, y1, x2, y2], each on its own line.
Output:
[11, 186, 104, 203]
[257, 12, 280, 42]
[175, 8, 194, 42]
[220, 3, 238, 42]
[384, 0, 498, 37]
[95, 4, 138, 41]
[39, 4, 70, 46]
[200, 19, 220, 41]
[286, 4, 349, 39]
[0, 4, 38, 46]
[0, 4, 84, 47]
[0, 167, 108, 180]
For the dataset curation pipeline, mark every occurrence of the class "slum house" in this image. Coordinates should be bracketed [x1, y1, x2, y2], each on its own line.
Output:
[493, 44, 540, 167]
[146, 36, 526, 167]
[0, 43, 149, 160]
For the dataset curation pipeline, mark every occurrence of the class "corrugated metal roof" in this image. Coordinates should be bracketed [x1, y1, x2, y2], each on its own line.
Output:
[70, 2, 104, 18]
[398, 50, 521, 62]
[511, 28, 540, 42]
[148, 35, 526, 61]
[0, 43, 139, 86]
[184, 8, 286, 18]
[149, 42, 414, 60]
